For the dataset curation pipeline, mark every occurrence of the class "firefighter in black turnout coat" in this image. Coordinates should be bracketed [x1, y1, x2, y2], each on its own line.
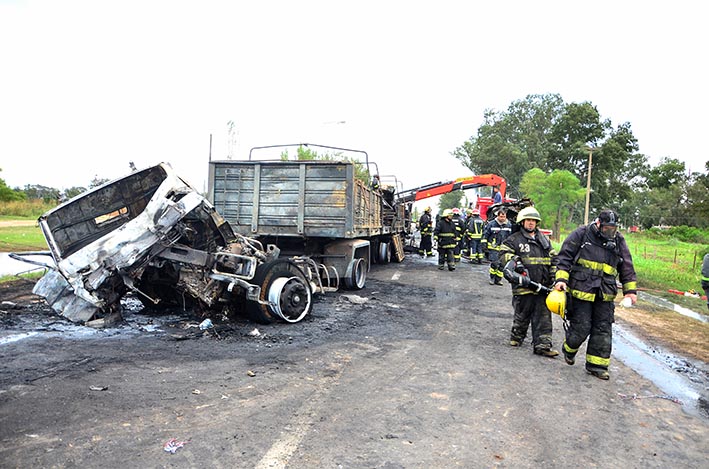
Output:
[418, 206, 434, 257]
[553, 210, 638, 380]
[482, 209, 513, 285]
[434, 209, 458, 271]
[500, 207, 559, 357]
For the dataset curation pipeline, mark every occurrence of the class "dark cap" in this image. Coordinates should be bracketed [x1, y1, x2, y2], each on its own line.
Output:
[598, 210, 619, 226]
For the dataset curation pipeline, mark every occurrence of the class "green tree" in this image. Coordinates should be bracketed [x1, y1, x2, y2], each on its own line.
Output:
[519, 168, 584, 238]
[89, 176, 110, 188]
[281, 145, 371, 183]
[645, 157, 688, 189]
[22, 184, 59, 203]
[452, 93, 564, 193]
[455, 95, 646, 221]
[439, 191, 463, 213]
[0, 169, 26, 202]
[63, 186, 87, 200]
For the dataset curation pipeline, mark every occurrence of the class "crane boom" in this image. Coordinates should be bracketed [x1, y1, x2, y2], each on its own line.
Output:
[397, 174, 507, 203]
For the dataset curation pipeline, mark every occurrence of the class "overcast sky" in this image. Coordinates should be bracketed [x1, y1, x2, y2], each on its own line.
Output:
[1, 0, 707, 195]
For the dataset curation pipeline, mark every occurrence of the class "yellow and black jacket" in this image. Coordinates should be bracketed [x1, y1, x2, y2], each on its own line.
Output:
[501, 230, 557, 295]
[555, 224, 637, 302]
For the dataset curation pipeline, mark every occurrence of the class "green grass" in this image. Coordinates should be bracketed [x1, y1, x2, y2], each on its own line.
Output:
[624, 233, 708, 293]
[0, 271, 46, 283]
[0, 224, 47, 252]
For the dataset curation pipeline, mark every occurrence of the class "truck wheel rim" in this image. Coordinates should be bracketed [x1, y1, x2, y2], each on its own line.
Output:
[267, 276, 312, 323]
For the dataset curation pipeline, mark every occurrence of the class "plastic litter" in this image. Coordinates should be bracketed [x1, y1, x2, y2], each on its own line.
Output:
[620, 297, 632, 308]
[163, 438, 189, 453]
[198, 319, 213, 330]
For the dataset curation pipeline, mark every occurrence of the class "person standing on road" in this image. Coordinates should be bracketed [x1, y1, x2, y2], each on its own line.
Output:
[500, 207, 559, 357]
[434, 209, 457, 271]
[465, 208, 485, 264]
[451, 208, 465, 264]
[417, 207, 434, 257]
[701, 253, 709, 310]
[482, 209, 512, 285]
[553, 209, 638, 380]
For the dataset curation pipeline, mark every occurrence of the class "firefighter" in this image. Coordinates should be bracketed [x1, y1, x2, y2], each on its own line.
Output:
[553, 209, 638, 380]
[482, 209, 512, 285]
[418, 207, 434, 257]
[451, 208, 465, 264]
[500, 207, 559, 356]
[465, 208, 485, 264]
[434, 209, 457, 271]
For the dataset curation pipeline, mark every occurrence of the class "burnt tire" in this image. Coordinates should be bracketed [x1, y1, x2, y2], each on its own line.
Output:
[344, 257, 367, 290]
[378, 241, 391, 264]
[245, 259, 313, 324]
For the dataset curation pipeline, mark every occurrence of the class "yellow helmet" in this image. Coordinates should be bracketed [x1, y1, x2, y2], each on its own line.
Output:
[442, 209, 453, 217]
[425, 206, 432, 212]
[546, 289, 566, 319]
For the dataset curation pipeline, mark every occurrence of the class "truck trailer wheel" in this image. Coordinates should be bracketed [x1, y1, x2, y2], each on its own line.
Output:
[377, 241, 391, 264]
[246, 259, 313, 324]
[344, 257, 367, 290]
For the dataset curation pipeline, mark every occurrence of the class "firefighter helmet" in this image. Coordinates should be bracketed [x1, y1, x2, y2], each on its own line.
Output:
[597, 209, 619, 226]
[442, 209, 453, 217]
[466, 208, 473, 215]
[597, 210, 619, 240]
[517, 206, 541, 223]
[471, 208, 480, 215]
[424, 206, 432, 213]
[546, 289, 566, 319]
[452, 208, 460, 215]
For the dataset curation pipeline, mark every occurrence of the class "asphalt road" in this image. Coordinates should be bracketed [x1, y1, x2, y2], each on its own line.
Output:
[0, 256, 707, 468]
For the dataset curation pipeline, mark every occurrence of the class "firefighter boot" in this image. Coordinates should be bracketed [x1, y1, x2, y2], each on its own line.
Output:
[562, 342, 575, 365]
[534, 347, 559, 358]
[586, 368, 610, 380]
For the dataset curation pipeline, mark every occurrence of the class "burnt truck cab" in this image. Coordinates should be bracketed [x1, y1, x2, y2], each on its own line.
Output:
[24, 163, 314, 325]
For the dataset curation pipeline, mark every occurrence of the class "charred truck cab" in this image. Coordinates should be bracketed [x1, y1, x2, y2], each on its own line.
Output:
[18, 163, 315, 325]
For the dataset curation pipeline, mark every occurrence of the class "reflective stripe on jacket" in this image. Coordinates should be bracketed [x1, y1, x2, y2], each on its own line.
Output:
[482, 219, 512, 251]
[434, 218, 458, 249]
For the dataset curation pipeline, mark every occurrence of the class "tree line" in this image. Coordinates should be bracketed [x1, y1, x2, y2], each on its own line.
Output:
[0, 171, 110, 204]
[452, 93, 708, 232]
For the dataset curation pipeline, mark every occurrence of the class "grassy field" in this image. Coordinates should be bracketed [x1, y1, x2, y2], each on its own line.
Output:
[625, 233, 708, 292]
[0, 199, 55, 218]
[0, 222, 47, 251]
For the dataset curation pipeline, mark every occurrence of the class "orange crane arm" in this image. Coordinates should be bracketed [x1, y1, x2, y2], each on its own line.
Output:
[397, 174, 507, 203]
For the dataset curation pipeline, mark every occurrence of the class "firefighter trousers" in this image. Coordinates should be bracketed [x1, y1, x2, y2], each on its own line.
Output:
[563, 296, 614, 372]
[419, 234, 433, 256]
[511, 294, 553, 350]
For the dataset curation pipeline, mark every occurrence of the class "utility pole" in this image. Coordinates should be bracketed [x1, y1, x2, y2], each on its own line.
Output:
[583, 146, 599, 225]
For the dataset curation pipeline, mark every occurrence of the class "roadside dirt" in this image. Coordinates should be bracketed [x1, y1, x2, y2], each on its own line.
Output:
[1, 257, 707, 468]
[0, 220, 37, 228]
